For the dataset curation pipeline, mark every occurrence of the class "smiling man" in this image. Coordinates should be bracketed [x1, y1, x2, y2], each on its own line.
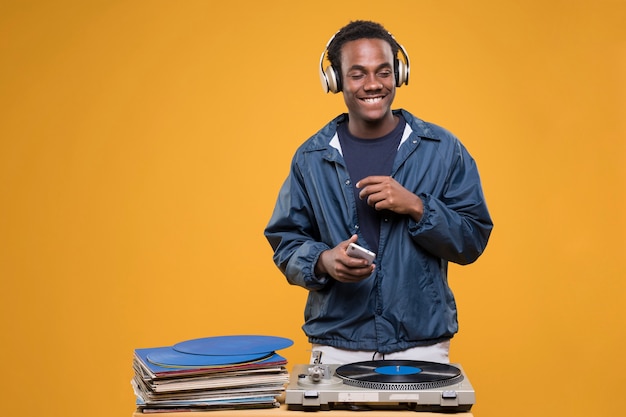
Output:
[265, 20, 493, 365]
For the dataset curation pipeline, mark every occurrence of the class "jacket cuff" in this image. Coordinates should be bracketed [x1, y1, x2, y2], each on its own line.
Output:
[409, 193, 432, 234]
[285, 241, 330, 290]
[307, 244, 331, 288]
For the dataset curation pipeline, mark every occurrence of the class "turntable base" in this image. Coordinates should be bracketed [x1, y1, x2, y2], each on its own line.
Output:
[285, 361, 475, 413]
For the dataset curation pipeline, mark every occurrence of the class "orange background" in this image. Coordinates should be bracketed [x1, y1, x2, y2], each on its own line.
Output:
[1, 1, 624, 417]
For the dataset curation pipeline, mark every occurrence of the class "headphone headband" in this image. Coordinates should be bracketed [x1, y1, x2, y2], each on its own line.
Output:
[319, 32, 410, 94]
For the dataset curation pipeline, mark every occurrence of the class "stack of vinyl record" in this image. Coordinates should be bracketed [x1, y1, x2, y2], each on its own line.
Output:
[131, 335, 293, 413]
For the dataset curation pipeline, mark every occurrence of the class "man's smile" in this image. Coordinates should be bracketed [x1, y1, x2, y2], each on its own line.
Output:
[360, 96, 385, 103]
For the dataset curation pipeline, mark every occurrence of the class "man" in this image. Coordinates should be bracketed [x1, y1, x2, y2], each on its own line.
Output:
[264, 20, 492, 365]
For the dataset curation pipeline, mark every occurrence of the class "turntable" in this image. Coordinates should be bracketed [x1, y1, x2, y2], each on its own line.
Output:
[285, 360, 475, 412]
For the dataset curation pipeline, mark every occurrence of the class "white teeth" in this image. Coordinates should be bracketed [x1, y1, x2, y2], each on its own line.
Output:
[362, 97, 383, 103]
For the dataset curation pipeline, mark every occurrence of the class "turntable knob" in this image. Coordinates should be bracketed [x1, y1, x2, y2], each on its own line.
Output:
[442, 390, 457, 399]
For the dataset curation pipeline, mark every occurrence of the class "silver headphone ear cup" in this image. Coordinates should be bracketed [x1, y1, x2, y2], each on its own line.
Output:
[396, 59, 407, 87]
[325, 65, 340, 94]
[320, 66, 330, 93]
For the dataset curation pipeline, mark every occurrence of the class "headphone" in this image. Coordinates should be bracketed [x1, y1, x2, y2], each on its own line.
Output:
[319, 32, 410, 94]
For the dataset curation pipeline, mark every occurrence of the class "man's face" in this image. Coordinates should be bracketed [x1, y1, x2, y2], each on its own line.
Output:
[340, 38, 396, 128]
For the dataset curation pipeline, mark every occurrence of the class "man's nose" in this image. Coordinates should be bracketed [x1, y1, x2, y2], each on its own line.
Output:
[364, 74, 383, 90]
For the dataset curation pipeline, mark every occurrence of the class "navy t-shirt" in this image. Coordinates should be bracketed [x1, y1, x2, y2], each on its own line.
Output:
[337, 115, 405, 254]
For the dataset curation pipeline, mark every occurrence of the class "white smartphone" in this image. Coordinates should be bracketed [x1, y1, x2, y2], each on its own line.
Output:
[347, 242, 376, 265]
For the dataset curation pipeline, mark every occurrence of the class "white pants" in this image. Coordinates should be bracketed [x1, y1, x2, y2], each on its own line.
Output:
[310, 340, 450, 365]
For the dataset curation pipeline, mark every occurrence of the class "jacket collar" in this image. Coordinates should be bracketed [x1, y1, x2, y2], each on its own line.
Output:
[304, 109, 442, 155]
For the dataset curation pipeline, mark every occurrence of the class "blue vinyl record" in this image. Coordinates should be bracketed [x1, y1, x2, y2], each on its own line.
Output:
[173, 335, 293, 356]
[146, 346, 271, 368]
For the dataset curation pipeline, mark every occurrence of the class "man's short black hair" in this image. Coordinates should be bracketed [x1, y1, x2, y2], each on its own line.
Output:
[327, 20, 399, 73]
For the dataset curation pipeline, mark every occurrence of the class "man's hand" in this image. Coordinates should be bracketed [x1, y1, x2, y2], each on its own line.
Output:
[315, 235, 375, 283]
[356, 176, 424, 222]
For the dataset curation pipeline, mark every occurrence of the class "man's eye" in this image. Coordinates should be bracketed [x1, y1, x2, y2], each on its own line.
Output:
[349, 74, 365, 80]
[378, 71, 392, 78]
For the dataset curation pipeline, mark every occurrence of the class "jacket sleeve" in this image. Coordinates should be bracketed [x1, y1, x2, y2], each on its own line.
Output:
[264, 159, 331, 290]
[409, 139, 493, 265]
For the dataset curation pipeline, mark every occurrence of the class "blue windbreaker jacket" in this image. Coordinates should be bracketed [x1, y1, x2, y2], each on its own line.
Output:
[265, 109, 493, 353]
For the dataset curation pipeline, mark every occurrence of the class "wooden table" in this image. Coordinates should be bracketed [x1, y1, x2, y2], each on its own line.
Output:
[132, 403, 474, 416]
